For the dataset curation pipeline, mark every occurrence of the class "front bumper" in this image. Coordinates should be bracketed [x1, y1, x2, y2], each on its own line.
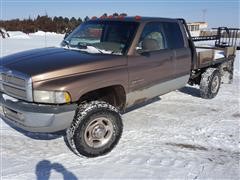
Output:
[0, 92, 77, 133]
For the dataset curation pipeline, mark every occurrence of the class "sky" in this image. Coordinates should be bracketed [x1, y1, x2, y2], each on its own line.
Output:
[0, 0, 239, 28]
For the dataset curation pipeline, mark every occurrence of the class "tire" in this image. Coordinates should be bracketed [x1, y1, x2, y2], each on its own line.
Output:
[200, 68, 221, 99]
[66, 101, 123, 158]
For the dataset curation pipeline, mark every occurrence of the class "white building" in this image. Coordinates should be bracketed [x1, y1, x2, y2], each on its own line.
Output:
[187, 22, 208, 37]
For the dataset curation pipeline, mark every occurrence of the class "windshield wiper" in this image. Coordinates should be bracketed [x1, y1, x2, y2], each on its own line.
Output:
[77, 44, 105, 54]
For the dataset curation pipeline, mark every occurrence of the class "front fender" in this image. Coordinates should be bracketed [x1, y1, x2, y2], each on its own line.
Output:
[33, 66, 128, 102]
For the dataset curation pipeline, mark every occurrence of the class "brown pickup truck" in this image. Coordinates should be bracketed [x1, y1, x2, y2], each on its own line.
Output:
[0, 16, 238, 157]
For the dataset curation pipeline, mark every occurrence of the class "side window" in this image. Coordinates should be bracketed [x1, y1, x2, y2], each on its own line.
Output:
[162, 22, 185, 49]
[138, 22, 167, 52]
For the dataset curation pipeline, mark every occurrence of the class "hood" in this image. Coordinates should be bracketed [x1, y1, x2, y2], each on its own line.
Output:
[0, 47, 127, 82]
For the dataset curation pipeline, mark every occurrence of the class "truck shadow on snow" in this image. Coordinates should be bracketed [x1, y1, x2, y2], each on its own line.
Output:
[124, 96, 161, 113]
[35, 160, 78, 180]
[178, 86, 201, 98]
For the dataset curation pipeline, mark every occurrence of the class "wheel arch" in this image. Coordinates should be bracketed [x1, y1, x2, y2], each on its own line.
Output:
[77, 85, 127, 111]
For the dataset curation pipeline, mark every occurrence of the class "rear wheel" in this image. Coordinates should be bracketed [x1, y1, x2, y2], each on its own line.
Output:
[66, 101, 123, 157]
[200, 68, 221, 99]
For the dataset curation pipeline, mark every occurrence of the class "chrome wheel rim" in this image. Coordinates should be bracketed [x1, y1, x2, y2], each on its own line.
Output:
[84, 117, 114, 148]
[211, 75, 220, 93]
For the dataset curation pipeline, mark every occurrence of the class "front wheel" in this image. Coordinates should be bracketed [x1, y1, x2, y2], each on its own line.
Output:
[200, 68, 221, 99]
[66, 101, 123, 157]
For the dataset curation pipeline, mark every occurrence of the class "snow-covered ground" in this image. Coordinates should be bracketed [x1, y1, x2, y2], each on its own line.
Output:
[0, 33, 239, 179]
[0, 31, 64, 56]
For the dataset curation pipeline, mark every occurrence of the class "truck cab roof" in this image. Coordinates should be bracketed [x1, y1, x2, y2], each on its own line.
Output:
[89, 16, 180, 23]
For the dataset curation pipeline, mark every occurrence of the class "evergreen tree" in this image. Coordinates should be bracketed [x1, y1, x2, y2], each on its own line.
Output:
[84, 16, 90, 22]
[0, 15, 85, 33]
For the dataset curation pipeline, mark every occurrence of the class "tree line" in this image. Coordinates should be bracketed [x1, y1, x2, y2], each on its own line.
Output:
[0, 13, 128, 34]
[0, 15, 83, 34]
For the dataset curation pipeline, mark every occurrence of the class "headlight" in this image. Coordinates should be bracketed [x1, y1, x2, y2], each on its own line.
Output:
[33, 90, 71, 104]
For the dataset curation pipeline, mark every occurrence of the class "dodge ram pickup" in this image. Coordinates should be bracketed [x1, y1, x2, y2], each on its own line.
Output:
[0, 16, 238, 157]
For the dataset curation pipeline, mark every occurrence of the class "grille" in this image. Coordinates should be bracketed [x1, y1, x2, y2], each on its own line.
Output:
[2, 84, 27, 99]
[0, 68, 32, 101]
[1, 73, 26, 87]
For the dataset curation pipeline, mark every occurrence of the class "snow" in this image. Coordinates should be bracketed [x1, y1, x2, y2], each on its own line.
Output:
[0, 32, 64, 56]
[31, 31, 61, 36]
[7, 31, 30, 39]
[0, 35, 240, 179]
[214, 50, 225, 59]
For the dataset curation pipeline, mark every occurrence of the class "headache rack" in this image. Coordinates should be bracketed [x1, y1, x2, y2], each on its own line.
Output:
[177, 18, 239, 70]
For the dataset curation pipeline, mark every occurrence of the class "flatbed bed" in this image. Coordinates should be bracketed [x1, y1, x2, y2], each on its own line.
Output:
[195, 46, 235, 69]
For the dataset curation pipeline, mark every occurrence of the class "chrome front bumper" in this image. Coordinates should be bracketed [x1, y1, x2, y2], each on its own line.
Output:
[0, 93, 77, 133]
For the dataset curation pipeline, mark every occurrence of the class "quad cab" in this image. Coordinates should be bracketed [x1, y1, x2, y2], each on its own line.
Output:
[0, 16, 239, 157]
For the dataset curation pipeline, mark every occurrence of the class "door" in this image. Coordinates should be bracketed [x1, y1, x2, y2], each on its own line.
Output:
[163, 21, 192, 78]
[127, 22, 175, 107]
[126, 21, 191, 107]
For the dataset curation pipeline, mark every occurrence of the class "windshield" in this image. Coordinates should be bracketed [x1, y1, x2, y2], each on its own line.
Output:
[61, 21, 139, 55]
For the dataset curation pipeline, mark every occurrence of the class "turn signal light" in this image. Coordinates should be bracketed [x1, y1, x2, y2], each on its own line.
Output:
[64, 92, 71, 103]
[117, 15, 125, 20]
[91, 16, 97, 20]
[135, 15, 141, 20]
[100, 16, 107, 19]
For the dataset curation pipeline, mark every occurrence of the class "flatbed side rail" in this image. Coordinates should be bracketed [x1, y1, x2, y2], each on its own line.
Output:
[197, 56, 234, 69]
[191, 27, 240, 50]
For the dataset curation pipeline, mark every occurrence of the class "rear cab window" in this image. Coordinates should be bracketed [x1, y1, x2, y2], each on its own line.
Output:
[163, 22, 185, 49]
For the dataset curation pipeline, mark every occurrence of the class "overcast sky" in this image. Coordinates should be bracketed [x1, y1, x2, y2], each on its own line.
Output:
[1, 0, 239, 28]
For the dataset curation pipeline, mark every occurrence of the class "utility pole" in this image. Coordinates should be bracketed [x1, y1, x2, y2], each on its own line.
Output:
[202, 9, 207, 22]
[45, 9, 48, 16]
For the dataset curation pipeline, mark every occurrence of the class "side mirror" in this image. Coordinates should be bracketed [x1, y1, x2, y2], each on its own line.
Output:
[135, 47, 150, 57]
[135, 46, 144, 53]
[136, 47, 150, 57]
